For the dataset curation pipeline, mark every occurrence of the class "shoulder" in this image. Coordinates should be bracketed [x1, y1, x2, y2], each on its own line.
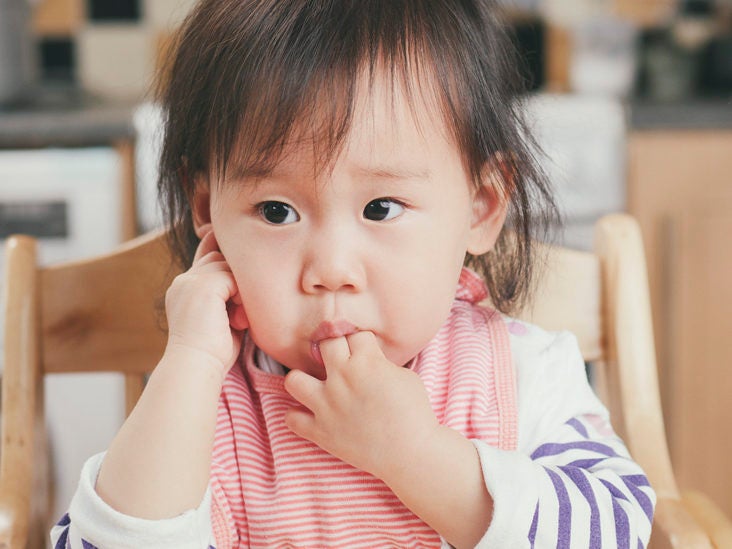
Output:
[501, 315, 583, 376]
[450, 303, 583, 372]
[500, 316, 610, 452]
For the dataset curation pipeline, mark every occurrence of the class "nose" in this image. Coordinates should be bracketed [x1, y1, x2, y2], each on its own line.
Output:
[301, 226, 365, 294]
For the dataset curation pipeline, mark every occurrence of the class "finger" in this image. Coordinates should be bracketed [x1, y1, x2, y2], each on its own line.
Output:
[193, 229, 218, 263]
[283, 406, 318, 443]
[188, 256, 235, 275]
[318, 336, 351, 369]
[346, 331, 384, 357]
[284, 369, 324, 412]
[195, 251, 227, 268]
[205, 269, 240, 304]
[194, 222, 213, 239]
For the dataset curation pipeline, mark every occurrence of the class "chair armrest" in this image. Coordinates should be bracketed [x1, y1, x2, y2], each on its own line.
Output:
[651, 496, 713, 549]
[682, 491, 732, 549]
[0, 493, 28, 549]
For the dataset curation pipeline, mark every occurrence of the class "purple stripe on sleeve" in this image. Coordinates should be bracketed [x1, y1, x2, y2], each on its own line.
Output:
[566, 417, 589, 438]
[54, 527, 69, 549]
[600, 479, 630, 502]
[559, 466, 602, 549]
[612, 496, 630, 549]
[638, 538, 644, 549]
[528, 502, 539, 548]
[531, 441, 619, 460]
[82, 540, 99, 549]
[545, 467, 572, 549]
[623, 474, 651, 487]
[567, 457, 607, 470]
[56, 513, 71, 527]
[621, 476, 654, 523]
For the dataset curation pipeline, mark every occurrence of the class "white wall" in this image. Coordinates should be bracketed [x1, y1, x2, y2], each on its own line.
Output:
[0, 147, 126, 525]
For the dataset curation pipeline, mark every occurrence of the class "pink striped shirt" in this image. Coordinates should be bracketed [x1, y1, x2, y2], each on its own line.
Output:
[208, 268, 517, 548]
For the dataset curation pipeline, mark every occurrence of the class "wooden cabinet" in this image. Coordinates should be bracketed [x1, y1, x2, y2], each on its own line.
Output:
[32, 0, 84, 35]
[627, 130, 732, 518]
[613, 0, 676, 27]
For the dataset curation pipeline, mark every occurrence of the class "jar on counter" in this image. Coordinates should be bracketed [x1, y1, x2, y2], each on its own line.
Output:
[0, 0, 37, 106]
[570, 16, 639, 97]
[640, 0, 717, 101]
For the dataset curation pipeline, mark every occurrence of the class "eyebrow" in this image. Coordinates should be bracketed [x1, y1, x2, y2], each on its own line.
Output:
[351, 165, 432, 182]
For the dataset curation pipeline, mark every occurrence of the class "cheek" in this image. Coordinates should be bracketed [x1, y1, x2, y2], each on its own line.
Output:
[377, 262, 460, 365]
[233, 266, 289, 318]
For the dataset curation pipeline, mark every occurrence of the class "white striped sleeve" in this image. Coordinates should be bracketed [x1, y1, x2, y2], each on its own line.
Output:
[49, 452, 217, 549]
[474, 322, 655, 548]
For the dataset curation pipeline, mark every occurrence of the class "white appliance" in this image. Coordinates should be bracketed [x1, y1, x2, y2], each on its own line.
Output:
[524, 93, 627, 250]
[133, 103, 165, 232]
[0, 147, 126, 525]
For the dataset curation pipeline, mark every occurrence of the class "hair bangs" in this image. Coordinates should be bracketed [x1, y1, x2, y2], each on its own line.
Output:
[203, 2, 484, 190]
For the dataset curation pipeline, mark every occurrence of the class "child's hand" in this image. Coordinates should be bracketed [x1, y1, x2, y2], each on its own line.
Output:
[283, 331, 439, 483]
[164, 225, 248, 378]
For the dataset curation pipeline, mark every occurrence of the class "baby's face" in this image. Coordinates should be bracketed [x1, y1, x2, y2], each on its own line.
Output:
[203, 75, 498, 378]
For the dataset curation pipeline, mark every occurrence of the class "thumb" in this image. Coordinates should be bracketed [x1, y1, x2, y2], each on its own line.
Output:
[227, 301, 249, 331]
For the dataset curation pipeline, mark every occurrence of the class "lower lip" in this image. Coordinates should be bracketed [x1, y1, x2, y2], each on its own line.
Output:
[310, 342, 324, 366]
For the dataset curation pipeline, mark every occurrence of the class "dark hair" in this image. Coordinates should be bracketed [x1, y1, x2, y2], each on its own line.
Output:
[156, 0, 558, 314]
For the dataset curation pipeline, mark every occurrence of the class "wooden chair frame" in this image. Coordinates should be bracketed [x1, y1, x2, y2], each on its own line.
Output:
[1, 214, 730, 547]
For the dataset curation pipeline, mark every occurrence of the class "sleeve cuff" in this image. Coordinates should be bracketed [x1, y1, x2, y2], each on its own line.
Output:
[67, 452, 214, 549]
[471, 440, 542, 549]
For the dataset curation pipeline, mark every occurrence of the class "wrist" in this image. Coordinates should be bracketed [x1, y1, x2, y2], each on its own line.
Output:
[376, 421, 444, 488]
[161, 342, 230, 384]
[379, 425, 492, 549]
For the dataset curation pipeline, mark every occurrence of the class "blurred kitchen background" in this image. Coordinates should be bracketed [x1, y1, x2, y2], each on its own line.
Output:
[0, 0, 731, 534]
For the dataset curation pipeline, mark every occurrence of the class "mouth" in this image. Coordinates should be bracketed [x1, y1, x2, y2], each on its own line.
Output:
[309, 320, 360, 366]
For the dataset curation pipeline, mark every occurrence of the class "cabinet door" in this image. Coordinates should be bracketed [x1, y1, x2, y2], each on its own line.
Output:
[612, 0, 676, 27]
[628, 130, 732, 517]
[670, 210, 732, 515]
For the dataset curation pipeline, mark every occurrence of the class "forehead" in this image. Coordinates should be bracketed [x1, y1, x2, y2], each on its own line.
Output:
[349, 69, 454, 153]
[222, 67, 462, 182]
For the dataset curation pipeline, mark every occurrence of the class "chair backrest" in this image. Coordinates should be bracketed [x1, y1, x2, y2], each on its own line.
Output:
[515, 214, 707, 547]
[0, 213, 708, 547]
[36, 230, 178, 412]
[516, 215, 674, 490]
[0, 230, 178, 548]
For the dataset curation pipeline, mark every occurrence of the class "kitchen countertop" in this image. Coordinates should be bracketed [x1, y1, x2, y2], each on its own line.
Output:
[3, 86, 731, 148]
[628, 97, 732, 130]
[0, 85, 136, 148]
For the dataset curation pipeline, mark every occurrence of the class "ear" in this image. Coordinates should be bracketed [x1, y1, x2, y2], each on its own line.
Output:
[466, 162, 509, 256]
[191, 174, 212, 238]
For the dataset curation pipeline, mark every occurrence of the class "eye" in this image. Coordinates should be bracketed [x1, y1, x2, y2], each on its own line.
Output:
[258, 201, 300, 225]
[363, 198, 405, 221]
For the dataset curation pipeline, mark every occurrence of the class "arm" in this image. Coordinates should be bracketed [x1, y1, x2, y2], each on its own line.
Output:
[382, 423, 493, 548]
[475, 414, 654, 548]
[96, 228, 247, 519]
[95, 347, 224, 518]
[52, 229, 246, 547]
[476, 328, 656, 548]
[50, 453, 218, 549]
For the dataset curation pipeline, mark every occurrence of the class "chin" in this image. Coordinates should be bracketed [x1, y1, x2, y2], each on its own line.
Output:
[279, 355, 326, 380]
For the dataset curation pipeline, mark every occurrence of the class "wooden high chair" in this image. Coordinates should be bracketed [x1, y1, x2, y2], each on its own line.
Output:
[1, 214, 730, 548]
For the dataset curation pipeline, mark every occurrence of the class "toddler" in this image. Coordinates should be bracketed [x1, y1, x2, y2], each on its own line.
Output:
[52, 0, 655, 547]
